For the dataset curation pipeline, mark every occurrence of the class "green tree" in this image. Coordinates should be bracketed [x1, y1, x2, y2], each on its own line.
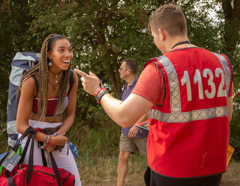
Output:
[215, 0, 240, 159]
[0, 0, 39, 122]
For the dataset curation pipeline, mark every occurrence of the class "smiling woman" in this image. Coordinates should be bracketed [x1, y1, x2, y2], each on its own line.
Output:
[16, 34, 81, 185]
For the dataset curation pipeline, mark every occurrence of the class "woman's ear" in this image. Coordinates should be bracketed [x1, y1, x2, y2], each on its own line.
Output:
[47, 51, 52, 60]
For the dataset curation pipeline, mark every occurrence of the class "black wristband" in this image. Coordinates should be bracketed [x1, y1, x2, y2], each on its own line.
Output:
[96, 90, 108, 104]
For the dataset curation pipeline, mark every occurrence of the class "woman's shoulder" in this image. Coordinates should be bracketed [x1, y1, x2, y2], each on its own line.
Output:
[22, 76, 36, 86]
[21, 75, 38, 94]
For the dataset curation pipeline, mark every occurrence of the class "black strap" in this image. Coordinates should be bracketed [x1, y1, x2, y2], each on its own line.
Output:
[32, 75, 38, 95]
[8, 177, 16, 186]
[67, 69, 75, 95]
[50, 152, 61, 186]
[171, 40, 191, 49]
[19, 132, 33, 164]
[40, 145, 47, 167]
[26, 132, 36, 185]
[63, 172, 71, 185]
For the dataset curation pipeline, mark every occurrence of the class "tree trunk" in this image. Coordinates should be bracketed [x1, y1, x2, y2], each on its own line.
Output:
[221, 0, 240, 56]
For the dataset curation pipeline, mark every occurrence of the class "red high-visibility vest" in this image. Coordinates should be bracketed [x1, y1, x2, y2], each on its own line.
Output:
[146, 48, 233, 178]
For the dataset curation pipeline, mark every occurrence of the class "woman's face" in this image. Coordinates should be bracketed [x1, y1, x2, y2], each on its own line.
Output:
[48, 38, 73, 73]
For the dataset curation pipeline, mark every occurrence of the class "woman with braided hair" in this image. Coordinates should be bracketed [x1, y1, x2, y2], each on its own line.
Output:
[16, 34, 81, 185]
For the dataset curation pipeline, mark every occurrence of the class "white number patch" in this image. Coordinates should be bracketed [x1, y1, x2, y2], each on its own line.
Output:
[181, 68, 226, 101]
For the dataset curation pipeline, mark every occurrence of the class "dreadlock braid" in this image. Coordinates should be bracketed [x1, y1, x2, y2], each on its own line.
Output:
[38, 34, 55, 121]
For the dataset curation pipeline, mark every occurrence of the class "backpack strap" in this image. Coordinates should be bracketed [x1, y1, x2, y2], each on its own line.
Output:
[67, 70, 75, 95]
[32, 75, 39, 95]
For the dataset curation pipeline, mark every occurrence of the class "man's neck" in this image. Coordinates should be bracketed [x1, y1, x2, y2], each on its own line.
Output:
[164, 36, 192, 54]
[125, 75, 136, 88]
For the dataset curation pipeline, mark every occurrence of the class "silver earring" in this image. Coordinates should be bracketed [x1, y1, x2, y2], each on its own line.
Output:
[49, 60, 52, 66]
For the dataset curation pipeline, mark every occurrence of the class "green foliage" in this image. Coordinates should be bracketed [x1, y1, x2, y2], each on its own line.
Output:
[230, 75, 240, 160]
[67, 109, 121, 155]
[0, 122, 8, 154]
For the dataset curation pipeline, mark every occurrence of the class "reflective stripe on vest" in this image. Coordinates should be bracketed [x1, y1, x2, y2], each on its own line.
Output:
[147, 54, 231, 123]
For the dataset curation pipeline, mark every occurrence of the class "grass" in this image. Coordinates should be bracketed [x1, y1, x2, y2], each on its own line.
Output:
[67, 119, 148, 185]
[77, 153, 147, 185]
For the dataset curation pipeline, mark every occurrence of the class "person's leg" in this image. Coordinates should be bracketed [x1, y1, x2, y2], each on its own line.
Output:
[132, 136, 148, 157]
[117, 151, 131, 186]
[51, 145, 81, 186]
[117, 134, 137, 186]
[144, 167, 151, 186]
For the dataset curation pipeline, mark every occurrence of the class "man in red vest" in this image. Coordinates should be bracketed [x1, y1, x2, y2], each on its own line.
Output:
[75, 3, 233, 186]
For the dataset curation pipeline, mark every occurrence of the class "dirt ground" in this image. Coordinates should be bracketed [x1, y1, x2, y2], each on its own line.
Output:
[80, 160, 240, 186]
[221, 161, 240, 186]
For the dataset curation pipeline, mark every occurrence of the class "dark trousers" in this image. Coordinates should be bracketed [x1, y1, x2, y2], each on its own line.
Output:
[144, 167, 222, 186]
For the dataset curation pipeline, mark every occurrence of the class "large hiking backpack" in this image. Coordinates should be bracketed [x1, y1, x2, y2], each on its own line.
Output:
[7, 52, 41, 147]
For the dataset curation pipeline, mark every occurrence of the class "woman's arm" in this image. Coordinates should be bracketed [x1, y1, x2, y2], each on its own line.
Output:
[16, 77, 36, 134]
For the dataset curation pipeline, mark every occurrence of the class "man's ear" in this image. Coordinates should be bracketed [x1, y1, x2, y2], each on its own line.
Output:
[158, 28, 166, 41]
[127, 69, 131, 75]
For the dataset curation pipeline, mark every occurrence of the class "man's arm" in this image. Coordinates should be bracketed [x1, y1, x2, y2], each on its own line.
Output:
[74, 69, 153, 128]
[100, 93, 153, 128]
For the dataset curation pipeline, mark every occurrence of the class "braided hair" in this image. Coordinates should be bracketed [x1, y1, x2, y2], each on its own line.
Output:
[17, 34, 71, 121]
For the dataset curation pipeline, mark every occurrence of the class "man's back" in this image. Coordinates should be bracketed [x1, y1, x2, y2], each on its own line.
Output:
[144, 47, 233, 177]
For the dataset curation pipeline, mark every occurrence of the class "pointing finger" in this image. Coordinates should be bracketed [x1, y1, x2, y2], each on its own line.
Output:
[74, 69, 89, 78]
[89, 71, 98, 77]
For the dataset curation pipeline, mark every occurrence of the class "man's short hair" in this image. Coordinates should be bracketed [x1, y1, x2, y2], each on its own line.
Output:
[122, 58, 138, 74]
[148, 4, 187, 36]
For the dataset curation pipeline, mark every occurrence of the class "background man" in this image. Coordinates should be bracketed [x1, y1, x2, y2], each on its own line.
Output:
[75, 3, 233, 186]
[117, 58, 148, 186]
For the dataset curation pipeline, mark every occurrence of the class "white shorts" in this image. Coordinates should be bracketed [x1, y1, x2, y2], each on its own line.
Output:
[19, 120, 81, 186]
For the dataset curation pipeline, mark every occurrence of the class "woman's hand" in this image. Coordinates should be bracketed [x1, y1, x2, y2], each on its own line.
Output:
[43, 133, 67, 152]
[44, 144, 56, 152]
[51, 133, 68, 146]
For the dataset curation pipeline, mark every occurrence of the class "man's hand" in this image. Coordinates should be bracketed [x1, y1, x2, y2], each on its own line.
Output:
[128, 125, 139, 138]
[74, 69, 100, 95]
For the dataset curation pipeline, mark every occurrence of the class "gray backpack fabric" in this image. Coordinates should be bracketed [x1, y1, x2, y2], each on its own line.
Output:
[7, 52, 40, 147]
